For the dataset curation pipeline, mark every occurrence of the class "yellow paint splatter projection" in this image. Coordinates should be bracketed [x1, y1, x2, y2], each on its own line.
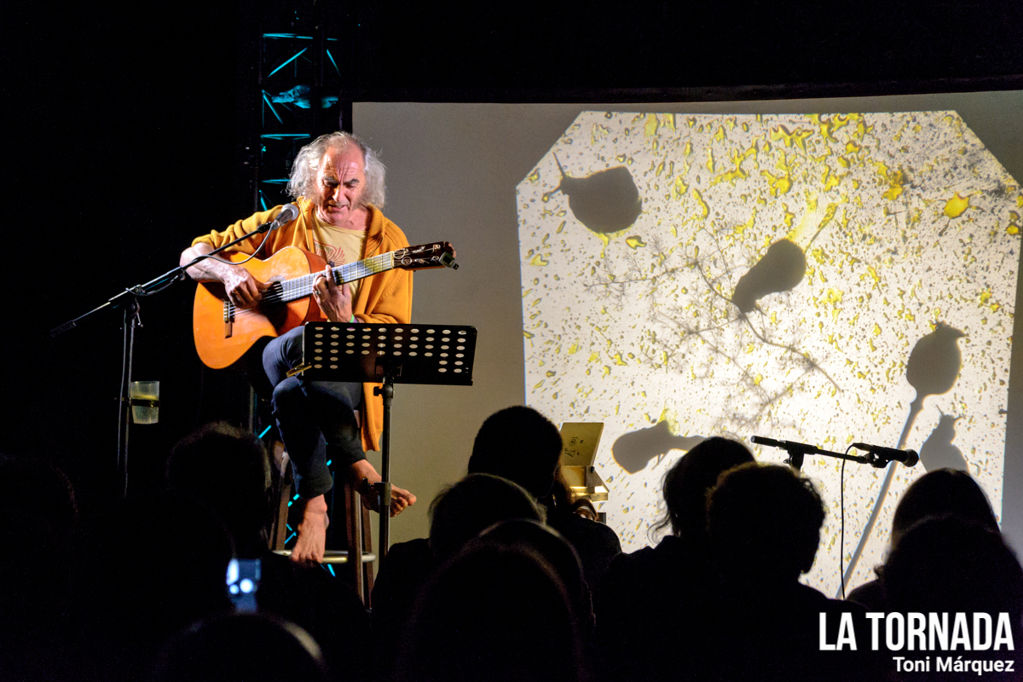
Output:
[515, 111, 1020, 596]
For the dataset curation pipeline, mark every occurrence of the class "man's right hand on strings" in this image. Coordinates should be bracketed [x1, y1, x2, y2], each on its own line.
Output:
[180, 242, 267, 307]
[221, 266, 267, 308]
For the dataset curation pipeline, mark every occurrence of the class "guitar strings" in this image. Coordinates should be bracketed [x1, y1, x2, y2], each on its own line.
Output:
[223, 253, 394, 316]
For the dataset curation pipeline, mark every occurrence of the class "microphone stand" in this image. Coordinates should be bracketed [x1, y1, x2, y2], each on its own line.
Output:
[50, 217, 282, 499]
[751, 436, 872, 471]
[752, 436, 915, 470]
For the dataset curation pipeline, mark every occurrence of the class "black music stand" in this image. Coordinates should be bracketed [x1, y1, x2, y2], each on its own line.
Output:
[299, 322, 477, 558]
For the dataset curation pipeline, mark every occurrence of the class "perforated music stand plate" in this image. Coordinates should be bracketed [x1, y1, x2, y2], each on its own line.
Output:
[301, 322, 476, 386]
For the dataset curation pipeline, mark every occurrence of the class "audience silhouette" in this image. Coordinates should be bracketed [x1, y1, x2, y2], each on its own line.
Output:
[594, 437, 753, 681]
[468, 405, 622, 588]
[847, 467, 1000, 610]
[881, 514, 1023, 680]
[705, 462, 880, 682]
[372, 472, 544, 681]
[884, 514, 1023, 617]
[394, 540, 588, 682]
[151, 611, 330, 682]
[475, 518, 594, 639]
[70, 490, 235, 682]
[166, 421, 371, 682]
[0, 454, 79, 682]
[377, 406, 621, 681]
[10, 410, 1018, 682]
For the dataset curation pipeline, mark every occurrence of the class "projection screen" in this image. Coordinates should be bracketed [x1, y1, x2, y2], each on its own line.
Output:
[354, 92, 1022, 596]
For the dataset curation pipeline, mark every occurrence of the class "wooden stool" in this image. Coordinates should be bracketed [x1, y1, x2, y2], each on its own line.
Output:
[268, 441, 376, 605]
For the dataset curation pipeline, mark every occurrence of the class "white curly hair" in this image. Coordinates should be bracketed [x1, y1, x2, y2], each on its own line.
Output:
[286, 131, 386, 208]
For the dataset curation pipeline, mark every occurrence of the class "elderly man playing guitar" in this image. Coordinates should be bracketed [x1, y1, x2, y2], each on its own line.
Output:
[180, 131, 422, 563]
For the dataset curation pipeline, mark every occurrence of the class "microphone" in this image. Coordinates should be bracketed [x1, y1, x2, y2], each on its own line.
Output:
[850, 442, 919, 467]
[268, 203, 299, 230]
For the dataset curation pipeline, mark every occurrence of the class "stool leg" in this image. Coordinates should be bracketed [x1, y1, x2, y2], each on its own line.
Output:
[344, 479, 364, 602]
[270, 443, 292, 551]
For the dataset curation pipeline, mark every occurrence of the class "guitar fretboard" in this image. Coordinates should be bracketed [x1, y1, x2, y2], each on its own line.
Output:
[331, 252, 395, 288]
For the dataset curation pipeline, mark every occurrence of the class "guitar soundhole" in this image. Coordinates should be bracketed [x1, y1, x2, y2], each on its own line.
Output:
[264, 282, 285, 302]
[262, 305, 286, 329]
[261, 283, 288, 328]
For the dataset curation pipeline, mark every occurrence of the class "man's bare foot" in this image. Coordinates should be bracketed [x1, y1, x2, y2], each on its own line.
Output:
[386, 483, 416, 517]
[349, 459, 417, 517]
[290, 494, 329, 563]
[361, 481, 417, 517]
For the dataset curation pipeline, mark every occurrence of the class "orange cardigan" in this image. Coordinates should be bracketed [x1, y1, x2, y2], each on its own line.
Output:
[192, 198, 414, 451]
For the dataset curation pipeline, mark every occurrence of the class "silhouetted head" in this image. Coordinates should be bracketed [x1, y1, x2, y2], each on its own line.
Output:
[890, 468, 997, 548]
[882, 515, 1023, 618]
[73, 491, 234, 681]
[152, 612, 329, 682]
[397, 541, 586, 682]
[708, 463, 825, 585]
[655, 437, 755, 540]
[0, 454, 77, 552]
[468, 406, 564, 500]
[0, 453, 78, 643]
[428, 473, 544, 562]
[167, 422, 273, 555]
[475, 519, 593, 633]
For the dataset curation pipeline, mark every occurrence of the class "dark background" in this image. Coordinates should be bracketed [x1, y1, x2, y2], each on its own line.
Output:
[3, 0, 1021, 515]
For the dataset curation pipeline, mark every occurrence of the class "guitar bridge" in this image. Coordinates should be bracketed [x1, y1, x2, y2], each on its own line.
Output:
[223, 301, 234, 338]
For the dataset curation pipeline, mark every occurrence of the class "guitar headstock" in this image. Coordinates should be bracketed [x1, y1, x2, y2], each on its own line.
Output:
[394, 242, 458, 270]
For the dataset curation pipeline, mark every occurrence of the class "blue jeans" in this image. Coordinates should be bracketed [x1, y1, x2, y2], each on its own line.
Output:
[262, 326, 364, 498]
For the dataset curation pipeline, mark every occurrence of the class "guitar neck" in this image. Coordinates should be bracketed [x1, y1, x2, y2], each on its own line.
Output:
[275, 252, 395, 304]
[333, 252, 396, 287]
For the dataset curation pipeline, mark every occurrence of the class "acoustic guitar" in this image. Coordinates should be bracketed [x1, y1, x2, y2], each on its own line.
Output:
[192, 242, 456, 369]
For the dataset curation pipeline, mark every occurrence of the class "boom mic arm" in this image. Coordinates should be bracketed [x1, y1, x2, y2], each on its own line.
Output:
[751, 435, 875, 470]
[751, 436, 833, 470]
